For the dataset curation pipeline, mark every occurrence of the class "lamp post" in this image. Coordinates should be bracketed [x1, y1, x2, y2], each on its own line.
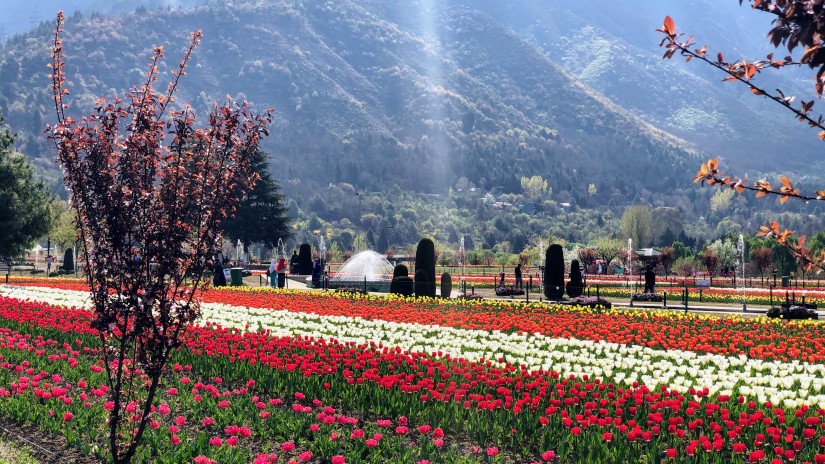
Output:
[772, 268, 778, 288]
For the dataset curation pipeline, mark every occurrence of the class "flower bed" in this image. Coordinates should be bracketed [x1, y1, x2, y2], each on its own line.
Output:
[1, 285, 825, 462]
[494, 286, 524, 296]
[631, 293, 663, 303]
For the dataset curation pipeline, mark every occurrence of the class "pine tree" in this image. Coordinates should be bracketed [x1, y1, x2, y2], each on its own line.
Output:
[0, 113, 51, 261]
[222, 149, 292, 253]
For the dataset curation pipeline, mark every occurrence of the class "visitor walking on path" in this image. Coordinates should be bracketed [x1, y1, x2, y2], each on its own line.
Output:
[514, 263, 523, 289]
[46, 255, 53, 275]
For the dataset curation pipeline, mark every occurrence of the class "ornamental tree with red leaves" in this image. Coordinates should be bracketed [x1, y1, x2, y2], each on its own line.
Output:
[658, 1, 825, 273]
[46, 12, 272, 463]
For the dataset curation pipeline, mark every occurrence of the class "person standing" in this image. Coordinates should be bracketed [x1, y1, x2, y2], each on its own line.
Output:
[213, 260, 227, 287]
[268, 259, 277, 287]
[643, 265, 656, 294]
[289, 250, 299, 275]
[45, 255, 53, 275]
[276, 257, 287, 288]
[311, 259, 322, 288]
[514, 263, 523, 289]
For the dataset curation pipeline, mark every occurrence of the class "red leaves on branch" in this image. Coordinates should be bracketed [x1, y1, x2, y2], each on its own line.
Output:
[45, 11, 272, 464]
[659, 7, 825, 273]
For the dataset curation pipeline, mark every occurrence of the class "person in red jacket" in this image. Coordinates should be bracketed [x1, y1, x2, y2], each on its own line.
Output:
[276, 257, 288, 288]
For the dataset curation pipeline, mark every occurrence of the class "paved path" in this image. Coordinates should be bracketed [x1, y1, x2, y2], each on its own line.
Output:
[236, 274, 824, 319]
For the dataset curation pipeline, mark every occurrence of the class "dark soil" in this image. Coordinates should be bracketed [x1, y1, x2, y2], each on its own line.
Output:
[0, 418, 104, 464]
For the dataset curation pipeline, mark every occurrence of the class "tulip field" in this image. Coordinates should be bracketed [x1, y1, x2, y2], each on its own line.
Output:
[1, 279, 825, 462]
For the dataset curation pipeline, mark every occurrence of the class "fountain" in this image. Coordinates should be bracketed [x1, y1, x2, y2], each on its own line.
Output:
[328, 250, 394, 292]
[626, 238, 633, 286]
[539, 240, 545, 299]
[318, 235, 327, 265]
[458, 236, 466, 295]
[235, 239, 243, 264]
[738, 233, 746, 310]
[276, 238, 286, 258]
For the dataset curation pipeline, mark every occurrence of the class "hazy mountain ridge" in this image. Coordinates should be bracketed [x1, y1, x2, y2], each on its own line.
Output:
[0, 0, 698, 204]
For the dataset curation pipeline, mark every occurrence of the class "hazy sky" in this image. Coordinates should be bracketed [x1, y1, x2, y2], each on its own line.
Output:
[0, 0, 208, 39]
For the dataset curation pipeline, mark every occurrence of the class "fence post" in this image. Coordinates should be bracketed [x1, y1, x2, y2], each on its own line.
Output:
[526, 276, 530, 304]
[683, 287, 688, 314]
[364, 276, 367, 294]
[699, 289, 702, 303]
[663, 292, 667, 309]
[596, 285, 600, 302]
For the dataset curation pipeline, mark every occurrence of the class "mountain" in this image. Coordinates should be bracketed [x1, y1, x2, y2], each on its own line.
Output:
[0, 0, 205, 39]
[4, 0, 825, 249]
[0, 0, 695, 205]
[512, 0, 822, 174]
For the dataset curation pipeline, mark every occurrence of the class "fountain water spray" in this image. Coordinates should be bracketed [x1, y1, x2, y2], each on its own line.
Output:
[738, 233, 746, 310]
[277, 238, 286, 258]
[627, 238, 633, 285]
[458, 236, 466, 295]
[328, 250, 394, 292]
[318, 235, 327, 265]
[539, 240, 545, 298]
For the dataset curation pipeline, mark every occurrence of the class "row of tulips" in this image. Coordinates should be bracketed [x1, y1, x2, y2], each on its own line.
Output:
[6, 276, 823, 306]
[596, 287, 824, 307]
[0, 294, 824, 462]
[4, 285, 825, 408]
[0, 318, 496, 463]
[4, 282, 816, 459]
[6, 284, 825, 365]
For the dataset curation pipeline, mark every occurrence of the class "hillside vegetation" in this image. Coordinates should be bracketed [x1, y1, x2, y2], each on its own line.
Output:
[1, 0, 822, 251]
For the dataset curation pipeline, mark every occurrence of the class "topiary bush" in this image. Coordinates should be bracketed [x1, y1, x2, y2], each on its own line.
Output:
[390, 276, 414, 297]
[414, 238, 436, 298]
[544, 244, 565, 300]
[393, 264, 408, 278]
[441, 272, 452, 299]
[62, 248, 74, 273]
[565, 259, 583, 298]
[298, 243, 312, 275]
[389, 264, 414, 296]
[414, 269, 431, 298]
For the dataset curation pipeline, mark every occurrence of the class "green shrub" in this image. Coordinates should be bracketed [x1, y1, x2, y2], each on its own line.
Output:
[440, 272, 452, 298]
[414, 239, 436, 298]
[62, 248, 74, 273]
[298, 243, 312, 275]
[566, 259, 583, 298]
